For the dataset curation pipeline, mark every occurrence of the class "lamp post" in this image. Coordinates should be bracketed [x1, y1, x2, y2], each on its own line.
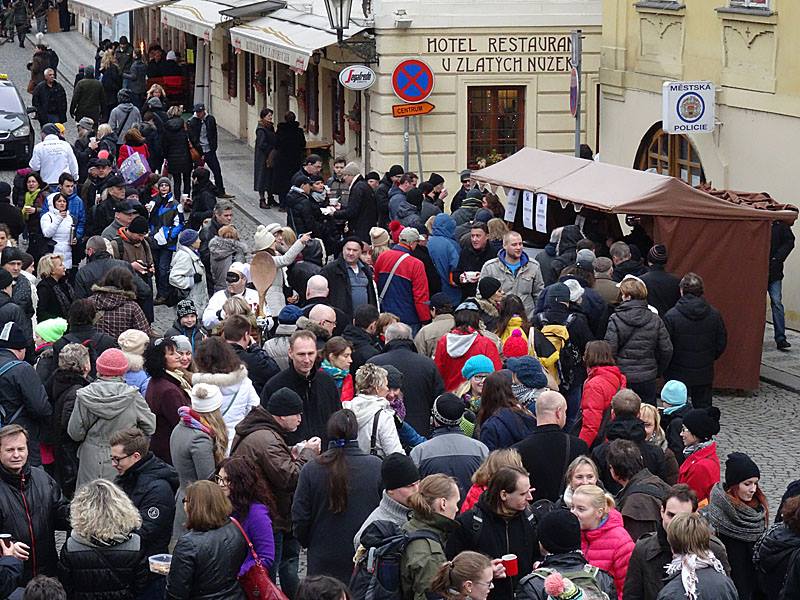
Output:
[322, 0, 376, 63]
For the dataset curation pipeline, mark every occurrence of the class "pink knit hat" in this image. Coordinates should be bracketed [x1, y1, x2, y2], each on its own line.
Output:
[96, 348, 130, 377]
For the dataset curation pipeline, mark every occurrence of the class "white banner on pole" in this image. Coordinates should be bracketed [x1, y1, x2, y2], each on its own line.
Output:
[504, 189, 519, 222]
[522, 191, 534, 229]
[535, 193, 548, 233]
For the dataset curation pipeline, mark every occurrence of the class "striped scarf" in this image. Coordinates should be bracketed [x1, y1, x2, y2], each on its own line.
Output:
[177, 406, 215, 438]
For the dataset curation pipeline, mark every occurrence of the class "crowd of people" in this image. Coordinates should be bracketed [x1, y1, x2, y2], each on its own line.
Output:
[0, 28, 797, 600]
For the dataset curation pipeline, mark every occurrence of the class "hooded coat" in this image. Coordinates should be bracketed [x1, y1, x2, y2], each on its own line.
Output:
[548, 224, 584, 282]
[273, 120, 306, 194]
[108, 102, 141, 140]
[579, 366, 627, 447]
[478, 407, 537, 451]
[209, 236, 248, 292]
[663, 294, 727, 386]
[433, 328, 502, 392]
[401, 512, 459, 600]
[342, 394, 405, 457]
[753, 522, 800, 599]
[604, 299, 673, 384]
[161, 117, 193, 175]
[450, 196, 482, 226]
[91, 285, 151, 340]
[427, 213, 462, 305]
[67, 377, 156, 488]
[70, 77, 105, 124]
[580, 509, 634, 599]
[169, 244, 210, 312]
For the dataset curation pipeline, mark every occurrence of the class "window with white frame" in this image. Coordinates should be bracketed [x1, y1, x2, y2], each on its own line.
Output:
[729, 0, 769, 8]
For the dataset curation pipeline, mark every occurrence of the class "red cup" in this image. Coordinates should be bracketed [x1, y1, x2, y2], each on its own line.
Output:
[501, 553, 518, 577]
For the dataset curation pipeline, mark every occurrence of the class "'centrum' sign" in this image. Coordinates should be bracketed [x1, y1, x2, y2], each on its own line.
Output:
[424, 35, 574, 74]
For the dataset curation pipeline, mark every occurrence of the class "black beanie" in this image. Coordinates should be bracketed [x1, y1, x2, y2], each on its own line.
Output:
[478, 277, 502, 300]
[267, 387, 304, 416]
[682, 407, 721, 441]
[383, 364, 403, 389]
[432, 393, 465, 426]
[725, 452, 760, 489]
[537, 509, 581, 554]
[428, 172, 445, 188]
[381, 453, 420, 490]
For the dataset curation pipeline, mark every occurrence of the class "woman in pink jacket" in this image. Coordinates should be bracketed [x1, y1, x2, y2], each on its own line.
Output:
[571, 484, 634, 599]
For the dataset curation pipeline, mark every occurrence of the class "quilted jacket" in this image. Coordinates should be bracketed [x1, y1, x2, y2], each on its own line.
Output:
[580, 508, 634, 599]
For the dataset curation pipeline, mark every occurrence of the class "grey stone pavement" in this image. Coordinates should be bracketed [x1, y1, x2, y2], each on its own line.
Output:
[2, 30, 798, 514]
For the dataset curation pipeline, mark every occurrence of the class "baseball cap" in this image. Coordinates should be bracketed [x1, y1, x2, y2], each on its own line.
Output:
[114, 200, 139, 214]
[292, 173, 312, 187]
[106, 174, 125, 188]
[398, 227, 420, 244]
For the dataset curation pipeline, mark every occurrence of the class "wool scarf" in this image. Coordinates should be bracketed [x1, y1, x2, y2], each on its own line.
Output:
[706, 483, 767, 542]
[665, 553, 725, 600]
[683, 439, 714, 457]
[177, 405, 215, 438]
[320, 359, 348, 390]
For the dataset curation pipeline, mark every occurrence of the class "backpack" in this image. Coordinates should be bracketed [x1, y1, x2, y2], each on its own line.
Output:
[350, 520, 440, 600]
[533, 313, 580, 390]
[522, 564, 610, 600]
[465, 502, 545, 546]
[0, 360, 25, 427]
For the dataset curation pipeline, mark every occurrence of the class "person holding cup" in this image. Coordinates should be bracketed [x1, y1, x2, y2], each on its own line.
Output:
[447, 465, 539, 599]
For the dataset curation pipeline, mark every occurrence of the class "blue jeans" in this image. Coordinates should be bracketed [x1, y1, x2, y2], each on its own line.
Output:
[271, 530, 300, 600]
[153, 247, 174, 298]
[769, 279, 786, 342]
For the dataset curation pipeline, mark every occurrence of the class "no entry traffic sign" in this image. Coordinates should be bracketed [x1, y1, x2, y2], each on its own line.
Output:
[392, 59, 434, 103]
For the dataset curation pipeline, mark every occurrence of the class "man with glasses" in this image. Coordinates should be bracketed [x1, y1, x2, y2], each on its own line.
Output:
[202, 261, 266, 329]
[111, 427, 178, 600]
[301, 274, 348, 336]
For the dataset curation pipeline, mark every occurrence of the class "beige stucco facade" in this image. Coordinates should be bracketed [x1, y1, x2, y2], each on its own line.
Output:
[599, 0, 800, 327]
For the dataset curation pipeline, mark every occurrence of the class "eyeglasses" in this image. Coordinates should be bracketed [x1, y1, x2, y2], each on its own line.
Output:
[110, 453, 132, 465]
[213, 475, 230, 487]
[474, 581, 494, 589]
[472, 375, 487, 382]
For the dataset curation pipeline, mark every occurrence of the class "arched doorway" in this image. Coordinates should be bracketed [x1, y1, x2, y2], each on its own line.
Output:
[634, 122, 705, 186]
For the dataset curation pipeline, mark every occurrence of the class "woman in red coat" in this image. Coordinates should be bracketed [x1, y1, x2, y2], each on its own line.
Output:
[434, 303, 502, 391]
[578, 341, 626, 448]
[571, 484, 634, 599]
[320, 336, 354, 402]
[678, 406, 721, 505]
[116, 127, 150, 168]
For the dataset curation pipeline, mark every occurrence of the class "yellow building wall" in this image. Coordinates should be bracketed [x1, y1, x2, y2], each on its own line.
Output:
[599, 0, 800, 328]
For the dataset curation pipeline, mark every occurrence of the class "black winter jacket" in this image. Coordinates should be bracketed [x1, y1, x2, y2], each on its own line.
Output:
[456, 242, 497, 299]
[31, 80, 68, 123]
[58, 533, 148, 600]
[73, 251, 151, 301]
[187, 114, 219, 153]
[0, 293, 29, 348]
[161, 117, 193, 174]
[548, 225, 583, 283]
[770, 221, 795, 283]
[273, 121, 306, 194]
[663, 294, 727, 386]
[612, 258, 648, 282]
[334, 176, 377, 242]
[36, 276, 75, 322]
[753, 522, 800, 599]
[230, 342, 280, 394]
[114, 453, 179, 559]
[517, 551, 616, 600]
[368, 339, 445, 438]
[375, 175, 394, 228]
[639, 265, 680, 317]
[51, 325, 119, 378]
[287, 188, 325, 237]
[43, 369, 85, 498]
[261, 365, 342, 447]
[341, 324, 380, 375]
[604, 299, 673, 384]
[189, 177, 217, 230]
[0, 349, 51, 450]
[320, 256, 377, 324]
[447, 495, 540, 600]
[165, 521, 247, 600]
[0, 462, 70, 584]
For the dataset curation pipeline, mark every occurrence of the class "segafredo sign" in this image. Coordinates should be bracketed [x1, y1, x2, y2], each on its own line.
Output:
[662, 81, 716, 133]
[339, 65, 376, 90]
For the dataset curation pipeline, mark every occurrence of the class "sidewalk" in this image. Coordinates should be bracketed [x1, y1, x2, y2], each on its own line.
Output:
[761, 322, 800, 392]
[33, 30, 286, 231]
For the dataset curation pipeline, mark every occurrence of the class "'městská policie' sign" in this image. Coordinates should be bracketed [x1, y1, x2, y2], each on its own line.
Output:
[424, 35, 574, 74]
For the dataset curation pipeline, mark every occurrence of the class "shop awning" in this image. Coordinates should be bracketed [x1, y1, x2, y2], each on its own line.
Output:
[68, 0, 173, 28]
[161, 0, 231, 41]
[229, 1, 364, 71]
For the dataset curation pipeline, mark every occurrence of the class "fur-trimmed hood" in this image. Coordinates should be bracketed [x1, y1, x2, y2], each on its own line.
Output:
[121, 351, 144, 372]
[296, 316, 330, 340]
[192, 364, 249, 389]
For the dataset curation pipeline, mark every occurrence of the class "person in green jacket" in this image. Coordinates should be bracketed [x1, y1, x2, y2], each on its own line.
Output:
[401, 474, 461, 600]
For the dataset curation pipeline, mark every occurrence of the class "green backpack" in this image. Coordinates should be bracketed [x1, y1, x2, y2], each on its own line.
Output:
[522, 564, 610, 600]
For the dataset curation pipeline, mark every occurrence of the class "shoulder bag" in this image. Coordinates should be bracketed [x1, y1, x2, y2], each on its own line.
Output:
[230, 517, 287, 600]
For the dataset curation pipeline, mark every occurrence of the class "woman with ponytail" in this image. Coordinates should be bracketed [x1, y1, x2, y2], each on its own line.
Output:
[291, 409, 382, 583]
[170, 382, 229, 540]
[428, 551, 495, 600]
[400, 474, 462, 600]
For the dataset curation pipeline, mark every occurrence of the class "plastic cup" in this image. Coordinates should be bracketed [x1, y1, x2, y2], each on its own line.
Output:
[501, 553, 518, 577]
[148, 553, 172, 575]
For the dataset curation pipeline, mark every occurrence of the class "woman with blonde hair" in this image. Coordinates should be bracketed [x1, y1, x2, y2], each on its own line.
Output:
[161, 103, 193, 199]
[252, 224, 311, 315]
[400, 474, 462, 600]
[428, 551, 495, 600]
[571, 484, 634, 598]
[561, 455, 600, 509]
[58, 479, 148, 599]
[146, 83, 166, 102]
[604, 275, 672, 405]
[171, 383, 229, 540]
[166, 480, 248, 600]
[36, 253, 74, 322]
[639, 404, 679, 484]
[486, 218, 508, 253]
[99, 50, 122, 119]
[343, 364, 403, 457]
[461, 448, 523, 513]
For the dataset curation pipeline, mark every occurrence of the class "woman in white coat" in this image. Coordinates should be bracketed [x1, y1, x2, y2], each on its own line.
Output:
[169, 229, 209, 314]
[40, 194, 74, 269]
[190, 336, 260, 452]
[343, 363, 405, 458]
[252, 225, 311, 317]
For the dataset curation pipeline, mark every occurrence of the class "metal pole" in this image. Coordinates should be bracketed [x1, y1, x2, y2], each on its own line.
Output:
[403, 117, 410, 171]
[364, 92, 371, 173]
[572, 29, 583, 157]
[413, 116, 423, 181]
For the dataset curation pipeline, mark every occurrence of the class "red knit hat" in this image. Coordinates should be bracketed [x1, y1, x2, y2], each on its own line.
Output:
[503, 329, 528, 358]
[96, 348, 130, 377]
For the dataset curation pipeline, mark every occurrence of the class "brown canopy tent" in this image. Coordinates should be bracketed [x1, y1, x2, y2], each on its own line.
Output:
[473, 148, 798, 390]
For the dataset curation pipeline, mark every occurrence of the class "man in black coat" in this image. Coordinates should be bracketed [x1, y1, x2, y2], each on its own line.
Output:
[376, 165, 403, 228]
[286, 174, 326, 237]
[73, 236, 151, 303]
[187, 103, 232, 198]
[368, 322, 445, 437]
[455, 222, 497, 299]
[188, 167, 217, 230]
[31, 69, 68, 126]
[334, 164, 377, 242]
[223, 315, 280, 393]
[342, 304, 381, 375]
[639, 244, 680, 316]
[611, 241, 647, 282]
[112, 428, 179, 600]
[320, 237, 377, 325]
[663, 273, 727, 409]
[512, 391, 588, 503]
[261, 330, 341, 447]
[0, 425, 70, 585]
[769, 219, 795, 351]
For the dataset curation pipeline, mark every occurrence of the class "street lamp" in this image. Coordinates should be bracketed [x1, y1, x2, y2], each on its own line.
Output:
[323, 0, 354, 43]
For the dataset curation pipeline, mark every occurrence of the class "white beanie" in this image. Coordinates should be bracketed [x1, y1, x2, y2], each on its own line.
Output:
[564, 278, 584, 303]
[117, 329, 150, 356]
[253, 225, 276, 252]
[191, 383, 223, 413]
